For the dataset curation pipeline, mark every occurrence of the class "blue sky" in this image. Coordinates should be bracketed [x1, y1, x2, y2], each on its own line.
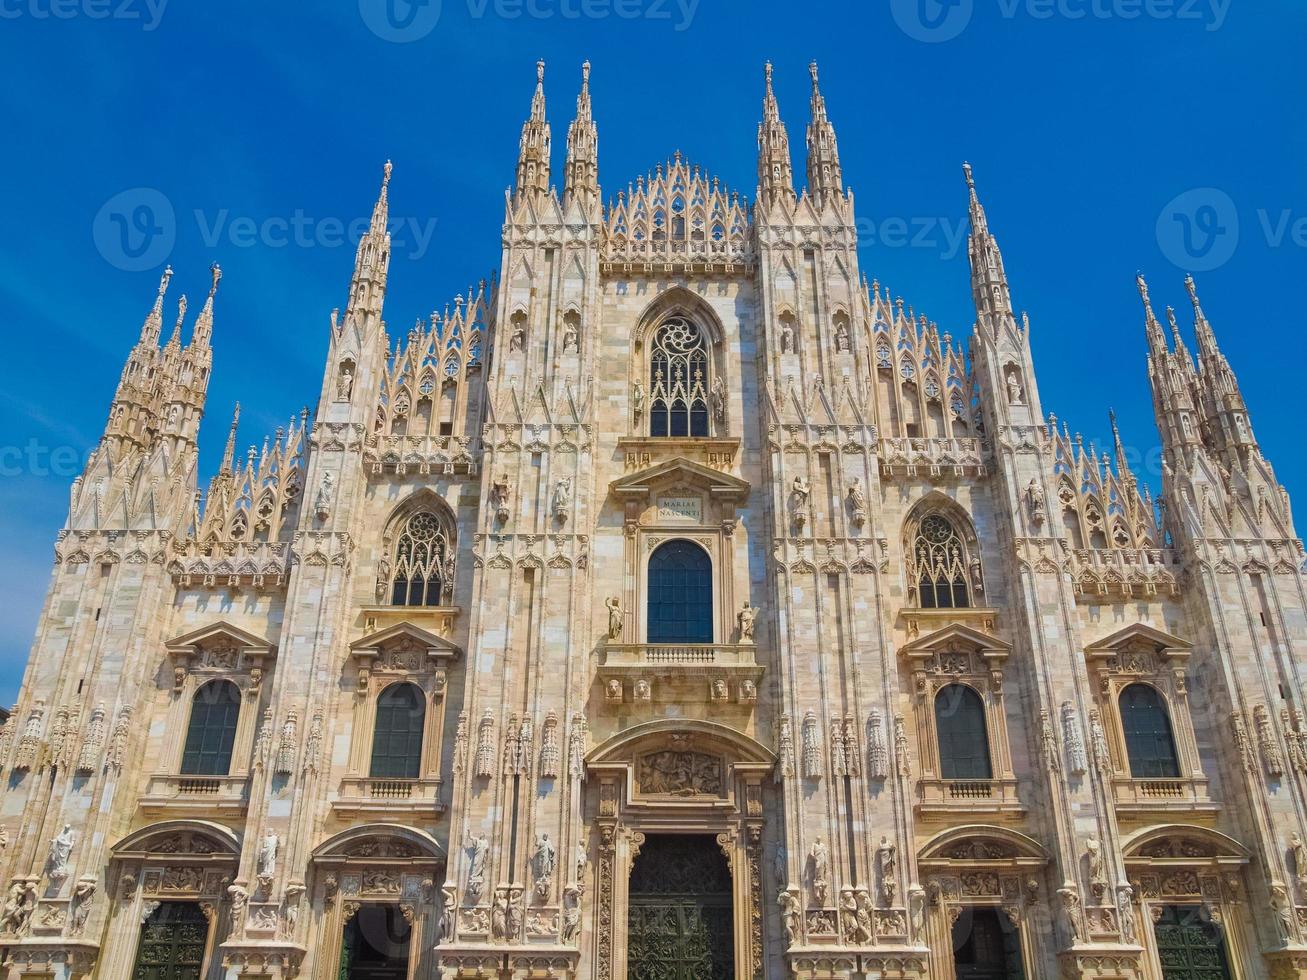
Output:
[0, 1, 1302, 704]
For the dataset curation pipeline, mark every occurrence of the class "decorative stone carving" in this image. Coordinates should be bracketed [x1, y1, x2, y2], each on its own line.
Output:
[474, 710, 495, 777]
[274, 709, 298, 777]
[637, 751, 722, 796]
[737, 602, 758, 641]
[533, 834, 556, 898]
[894, 714, 911, 777]
[1256, 704, 1285, 777]
[778, 889, 800, 947]
[253, 707, 274, 772]
[13, 703, 44, 772]
[491, 474, 512, 523]
[1038, 710, 1059, 774]
[802, 710, 821, 779]
[453, 711, 469, 775]
[1086, 838, 1107, 902]
[1057, 886, 1085, 945]
[0, 880, 38, 937]
[466, 832, 489, 903]
[75, 702, 106, 775]
[1088, 708, 1111, 774]
[847, 479, 867, 528]
[539, 711, 560, 777]
[606, 596, 623, 641]
[776, 715, 795, 782]
[303, 712, 323, 777]
[1062, 701, 1087, 775]
[790, 476, 810, 529]
[47, 824, 75, 885]
[568, 713, 587, 781]
[256, 831, 278, 890]
[552, 478, 571, 524]
[867, 709, 888, 779]
[1026, 478, 1046, 527]
[878, 836, 897, 906]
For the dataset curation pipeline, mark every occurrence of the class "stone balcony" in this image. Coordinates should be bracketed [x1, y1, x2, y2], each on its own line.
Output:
[138, 773, 251, 814]
[1111, 776, 1219, 815]
[878, 436, 987, 480]
[914, 777, 1023, 820]
[598, 643, 764, 705]
[332, 776, 446, 817]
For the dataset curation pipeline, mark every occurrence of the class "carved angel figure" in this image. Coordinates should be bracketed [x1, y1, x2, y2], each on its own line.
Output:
[738, 602, 758, 641]
[606, 596, 623, 641]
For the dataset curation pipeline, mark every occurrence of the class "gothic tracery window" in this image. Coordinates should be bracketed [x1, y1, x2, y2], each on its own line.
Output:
[388, 511, 451, 607]
[649, 317, 710, 438]
[912, 514, 971, 609]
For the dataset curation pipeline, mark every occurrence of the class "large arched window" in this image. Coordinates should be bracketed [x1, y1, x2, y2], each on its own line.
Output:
[369, 683, 425, 779]
[912, 514, 971, 609]
[649, 317, 710, 438]
[647, 540, 713, 644]
[388, 511, 451, 607]
[180, 680, 240, 776]
[1119, 684, 1180, 778]
[935, 684, 992, 780]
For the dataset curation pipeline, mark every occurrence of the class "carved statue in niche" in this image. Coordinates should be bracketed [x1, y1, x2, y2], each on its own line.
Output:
[1086, 838, 1107, 901]
[847, 478, 868, 527]
[491, 474, 512, 523]
[47, 824, 76, 882]
[337, 364, 354, 401]
[69, 877, 96, 935]
[790, 476, 810, 528]
[1272, 883, 1296, 942]
[552, 478, 571, 524]
[256, 831, 278, 888]
[778, 889, 800, 947]
[780, 318, 795, 354]
[632, 380, 645, 418]
[510, 321, 526, 352]
[466, 832, 488, 901]
[1006, 369, 1024, 405]
[533, 834, 556, 898]
[637, 751, 722, 796]
[439, 887, 456, 943]
[1116, 884, 1136, 943]
[1291, 833, 1307, 893]
[606, 596, 623, 641]
[491, 889, 508, 940]
[738, 602, 758, 641]
[561, 887, 581, 943]
[506, 887, 525, 940]
[0, 880, 37, 937]
[878, 836, 897, 906]
[1056, 886, 1085, 944]
[1026, 479, 1047, 526]
[809, 838, 830, 905]
[834, 318, 851, 353]
[711, 377, 726, 425]
[562, 319, 579, 353]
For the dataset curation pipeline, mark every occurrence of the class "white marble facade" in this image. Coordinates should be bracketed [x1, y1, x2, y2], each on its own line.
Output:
[1, 60, 1306, 980]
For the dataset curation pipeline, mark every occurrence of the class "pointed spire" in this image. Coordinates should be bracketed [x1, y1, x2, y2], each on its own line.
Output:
[757, 62, 796, 210]
[1109, 408, 1136, 490]
[805, 61, 843, 206]
[563, 60, 599, 215]
[191, 263, 221, 347]
[140, 265, 173, 345]
[222, 402, 241, 472]
[515, 60, 552, 205]
[962, 163, 1015, 336]
[1137, 273, 1168, 357]
[166, 294, 188, 352]
[1185, 274, 1220, 358]
[348, 163, 392, 319]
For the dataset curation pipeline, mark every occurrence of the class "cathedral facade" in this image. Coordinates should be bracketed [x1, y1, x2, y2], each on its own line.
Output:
[2, 59, 1305, 980]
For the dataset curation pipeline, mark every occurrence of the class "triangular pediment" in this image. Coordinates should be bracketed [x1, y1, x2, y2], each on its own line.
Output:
[350, 621, 462, 659]
[899, 622, 1011, 658]
[1085, 622, 1192, 656]
[609, 457, 750, 503]
[166, 621, 276, 656]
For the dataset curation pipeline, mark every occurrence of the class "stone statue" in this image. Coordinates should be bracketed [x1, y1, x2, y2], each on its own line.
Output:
[491, 890, 509, 940]
[1026, 478, 1046, 526]
[1273, 883, 1296, 942]
[561, 887, 582, 943]
[634, 679, 651, 702]
[314, 471, 334, 521]
[552, 478, 572, 523]
[790, 476, 810, 528]
[466, 832, 489, 898]
[336, 365, 354, 401]
[711, 377, 727, 424]
[0, 881, 36, 937]
[1006, 370, 1024, 405]
[439, 887, 456, 943]
[809, 837, 830, 905]
[562, 320, 579, 353]
[1056, 886, 1085, 944]
[48, 824, 75, 881]
[738, 602, 758, 641]
[780, 318, 795, 354]
[778, 889, 800, 947]
[69, 877, 96, 936]
[510, 321, 526, 351]
[227, 884, 248, 934]
[506, 887, 525, 940]
[1291, 833, 1307, 891]
[878, 836, 897, 905]
[848, 479, 868, 527]
[575, 842, 589, 885]
[533, 834, 557, 885]
[632, 380, 645, 418]
[257, 830, 278, 884]
[853, 889, 874, 944]
[839, 889, 858, 941]
[834, 318, 851, 352]
[1116, 884, 1136, 944]
[491, 474, 511, 522]
[606, 596, 623, 641]
[1086, 838, 1107, 900]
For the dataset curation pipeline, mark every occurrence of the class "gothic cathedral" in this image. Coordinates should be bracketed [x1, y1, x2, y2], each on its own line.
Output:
[2, 60, 1305, 980]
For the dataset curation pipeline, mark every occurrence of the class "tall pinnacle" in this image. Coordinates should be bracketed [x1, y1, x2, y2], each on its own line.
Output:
[805, 61, 843, 205]
[564, 60, 599, 214]
[757, 62, 795, 209]
[962, 163, 1014, 335]
[349, 162, 393, 319]
[222, 402, 241, 473]
[515, 60, 552, 205]
[139, 265, 173, 346]
[191, 263, 222, 347]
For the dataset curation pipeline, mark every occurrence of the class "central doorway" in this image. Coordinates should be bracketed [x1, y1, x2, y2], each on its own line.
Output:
[628, 834, 735, 980]
[339, 904, 413, 980]
[1152, 905, 1233, 979]
[950, 907, 1025, 979]
[130, 901, 209, 980]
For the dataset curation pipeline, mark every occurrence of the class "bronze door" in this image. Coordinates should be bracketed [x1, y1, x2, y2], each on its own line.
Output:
[132, 902, 208, 980]
[628, 835, 735, 980]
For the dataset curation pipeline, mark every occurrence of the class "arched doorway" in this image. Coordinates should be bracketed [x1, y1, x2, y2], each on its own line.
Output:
[951, 907, 1025, 979]
[129, 901, 209, 979]
[1151, 905, 1233, 979]
[627, 835, 734, 980]
[339, 904, 414, 980]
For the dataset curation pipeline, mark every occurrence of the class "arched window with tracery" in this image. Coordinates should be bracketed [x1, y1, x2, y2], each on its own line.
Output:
[1119, 683, 1180, 778]
[649, 317, 710, 438]
[935, 684, 992, 780]
[388, 511, 452, 607]
[647, 540, 714, 643]
[911, 514, 971, 609]
[181, 680, 241, 776]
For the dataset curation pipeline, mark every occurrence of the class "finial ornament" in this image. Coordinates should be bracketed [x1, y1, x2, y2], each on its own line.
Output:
[208, 263, 222, 295]
[537, 59, 545, 82]
[809, 60, 819, 83]
[383, 160, 393, 186]
[581, 59, 590, 82]
[963, 161, 975, 189]
[1135, 272, 1151, 305]
[158, 265, 174, 295]
[765, 61, 773, 83]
